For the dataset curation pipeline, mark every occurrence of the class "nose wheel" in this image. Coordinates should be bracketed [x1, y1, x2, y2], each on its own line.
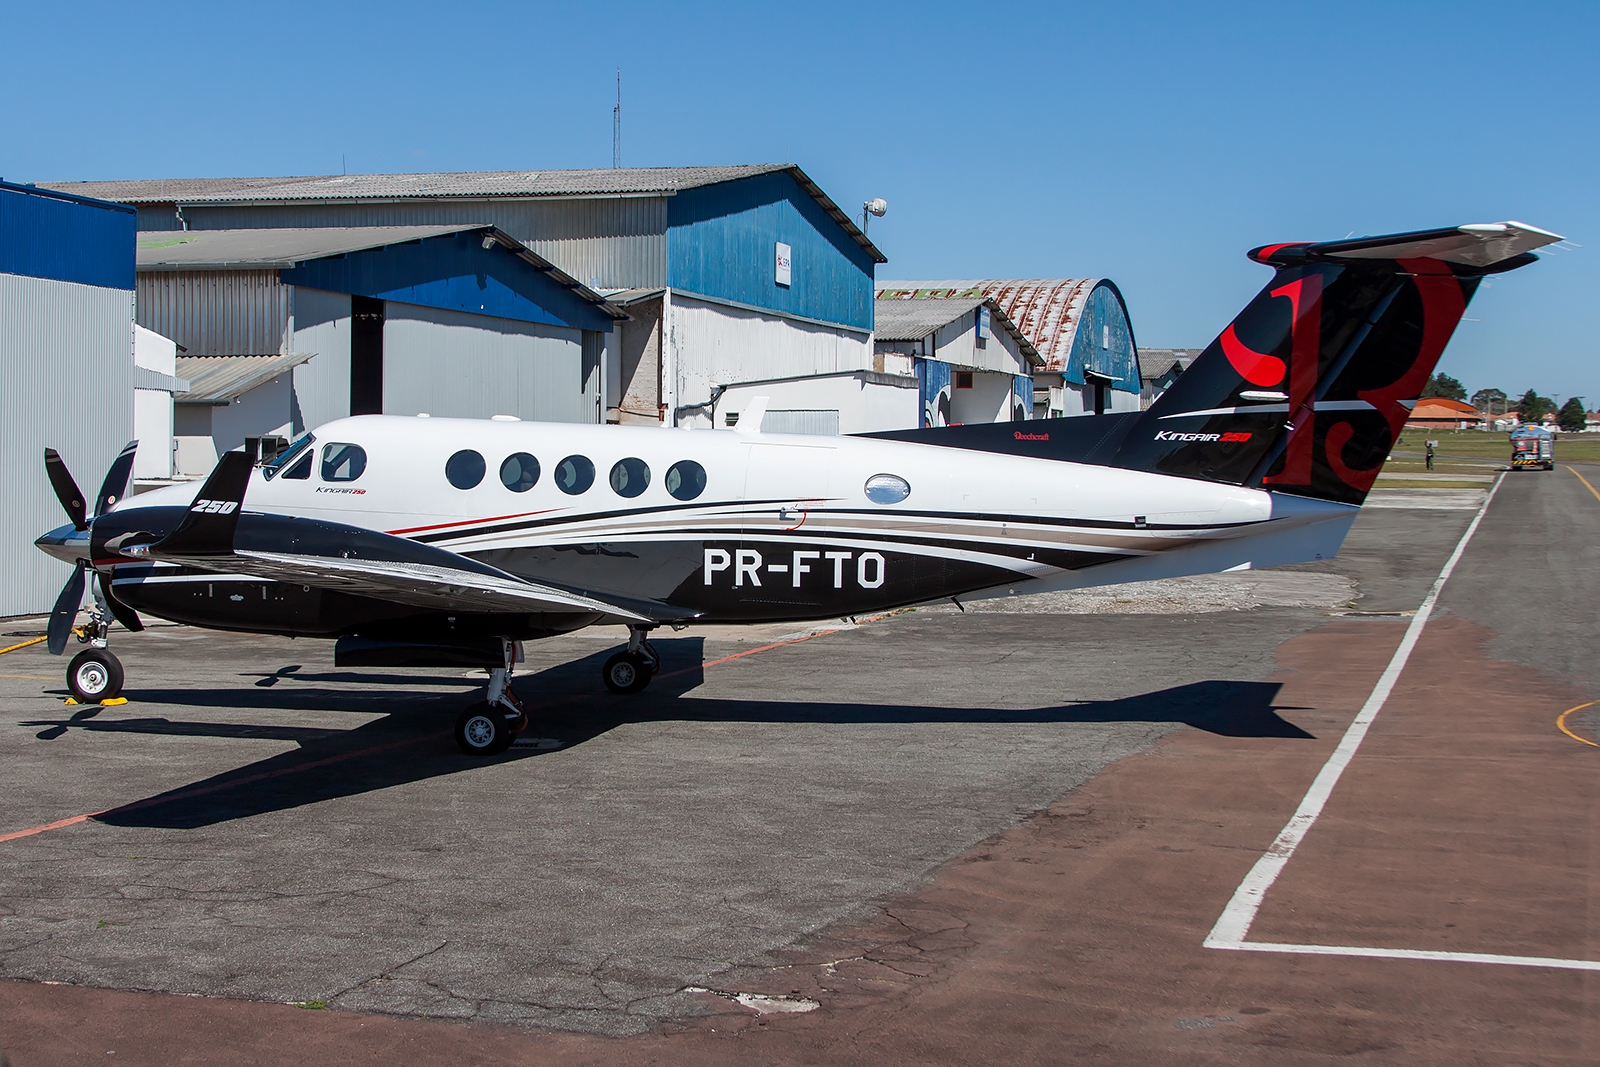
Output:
[67, 647, 124, 703]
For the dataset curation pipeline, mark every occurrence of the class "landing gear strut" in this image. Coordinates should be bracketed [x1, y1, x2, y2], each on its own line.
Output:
[602, 626, 659, 694]
[66, 595, 123, 703]
[455, 638, 529, 756]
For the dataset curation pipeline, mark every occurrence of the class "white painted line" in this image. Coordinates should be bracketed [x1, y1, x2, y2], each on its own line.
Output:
[1209, 941, 1600, 972]
[1205, 473, 1505, 949]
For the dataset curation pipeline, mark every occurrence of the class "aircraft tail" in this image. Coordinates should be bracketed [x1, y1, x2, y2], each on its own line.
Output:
[865, 222, 1560, 506]
[1108, 222, 1561, 504]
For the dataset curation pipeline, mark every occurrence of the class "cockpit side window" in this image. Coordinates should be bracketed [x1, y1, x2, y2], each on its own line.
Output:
[321, 443, 367, 482]
[262, 432, 315, 479]
[282, 452, 313, 480]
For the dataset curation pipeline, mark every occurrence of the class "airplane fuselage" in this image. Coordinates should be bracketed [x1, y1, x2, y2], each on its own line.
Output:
[46, 414, 1353, 643]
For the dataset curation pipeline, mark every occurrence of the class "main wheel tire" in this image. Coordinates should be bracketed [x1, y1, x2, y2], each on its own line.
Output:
[67, 648, 123, 703]
[455, 702, 514, 756]
[602, 651, 653, 694]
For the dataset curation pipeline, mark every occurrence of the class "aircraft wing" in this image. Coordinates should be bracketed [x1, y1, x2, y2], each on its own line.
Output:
[124, 452, 688, 625]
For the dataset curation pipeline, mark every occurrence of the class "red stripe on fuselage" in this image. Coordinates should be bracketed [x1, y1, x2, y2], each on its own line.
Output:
[386, 509, 561, 536]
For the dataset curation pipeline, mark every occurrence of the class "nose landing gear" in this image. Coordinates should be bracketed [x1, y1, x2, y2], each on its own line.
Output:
[602, 626, 659, 694]
[65, 600, 124, 703]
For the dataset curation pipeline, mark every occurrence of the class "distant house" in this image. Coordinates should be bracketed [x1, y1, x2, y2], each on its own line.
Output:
[1406, 397, 1483, 431]
[1138, 348, 1201, 407]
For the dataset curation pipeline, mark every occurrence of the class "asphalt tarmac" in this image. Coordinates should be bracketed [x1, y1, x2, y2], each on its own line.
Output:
[2, 470, 1595, 1064]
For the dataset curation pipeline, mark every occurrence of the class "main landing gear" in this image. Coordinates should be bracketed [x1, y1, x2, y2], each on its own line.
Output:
[455, 638, 530, 756]
[602, 626, 659, 695]
[66, 600, 124, 703]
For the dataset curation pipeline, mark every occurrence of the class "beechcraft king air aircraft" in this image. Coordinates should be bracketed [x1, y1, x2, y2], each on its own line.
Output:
[35, 222, 1561, 754]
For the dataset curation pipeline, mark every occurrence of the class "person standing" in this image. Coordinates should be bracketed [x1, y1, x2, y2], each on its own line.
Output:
[1425, 440, 1436, 471]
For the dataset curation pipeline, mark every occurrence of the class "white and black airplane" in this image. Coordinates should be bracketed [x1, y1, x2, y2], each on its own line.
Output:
[35, 221, 1560, 754]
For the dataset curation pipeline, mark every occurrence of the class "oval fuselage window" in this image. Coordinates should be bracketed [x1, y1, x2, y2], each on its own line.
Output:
[664, 460, 707, 501]
[321, 443, 367, 482]
[554, 455, 595, 495]
[446, 449, 486, 490]
[864, 473, 910, 504]
[500, 452, 540, 492]
[609, 457, 650, 498]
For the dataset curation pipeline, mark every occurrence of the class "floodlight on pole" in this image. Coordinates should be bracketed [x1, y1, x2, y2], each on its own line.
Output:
[862, 197, 887, 236]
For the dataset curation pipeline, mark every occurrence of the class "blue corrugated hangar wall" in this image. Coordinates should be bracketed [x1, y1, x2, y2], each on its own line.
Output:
[0, 182, 136, 616]
[666, 170, 875, 332]
[660, 171, 881, 429]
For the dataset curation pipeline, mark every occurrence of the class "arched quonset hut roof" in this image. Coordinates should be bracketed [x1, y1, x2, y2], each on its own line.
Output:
[875, 278, 1139, 392]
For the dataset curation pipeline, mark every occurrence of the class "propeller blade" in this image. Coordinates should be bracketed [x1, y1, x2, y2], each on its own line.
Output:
[95, 440, 139, 518]
[44, 448, 88, 532]
[46, 560, 87, 655]
[98, 571, 144, 633]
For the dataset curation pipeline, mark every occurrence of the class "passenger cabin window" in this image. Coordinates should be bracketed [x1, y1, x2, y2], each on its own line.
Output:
[665, 460, 707, 501]
[554, 455, 594, 495]
[609, 457, 650, 498]
[446, 449, 486, 489]
[282, 452, 313, 480]
[320, 443, 367, 482]
[864, 473, 911, 504]
[500, 453, 539, 493]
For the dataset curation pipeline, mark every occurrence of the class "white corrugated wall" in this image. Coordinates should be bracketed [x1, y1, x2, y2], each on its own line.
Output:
[670, 294, 872, 426]
[0, 273, 135, 616]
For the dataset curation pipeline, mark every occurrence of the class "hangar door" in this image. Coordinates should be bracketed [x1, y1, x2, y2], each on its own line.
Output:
[382, 302, 595, 423]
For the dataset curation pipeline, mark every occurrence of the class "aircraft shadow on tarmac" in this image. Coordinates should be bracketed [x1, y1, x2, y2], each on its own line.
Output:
[21, 637, 1312, 830]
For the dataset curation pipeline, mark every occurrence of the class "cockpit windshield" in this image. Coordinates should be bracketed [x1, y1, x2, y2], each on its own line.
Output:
[261, 432, 315, 479]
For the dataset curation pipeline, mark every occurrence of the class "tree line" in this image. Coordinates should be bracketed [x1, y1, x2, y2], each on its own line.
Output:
[1420, 373, 1588, 432]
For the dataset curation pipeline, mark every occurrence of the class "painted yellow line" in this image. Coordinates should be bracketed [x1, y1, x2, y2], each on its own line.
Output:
[1565, 465, 1600, 504]
[0, 635, 47, 656]
[0, 674, 57, 681]
[1557, 701, 1599, 748]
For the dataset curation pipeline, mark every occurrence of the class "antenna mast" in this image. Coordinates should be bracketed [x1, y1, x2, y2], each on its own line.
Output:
[612, 70, 621, 169]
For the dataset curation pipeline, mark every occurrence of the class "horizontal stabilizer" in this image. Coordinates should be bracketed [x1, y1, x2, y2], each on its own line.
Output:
[1251, 221, 1563, 269]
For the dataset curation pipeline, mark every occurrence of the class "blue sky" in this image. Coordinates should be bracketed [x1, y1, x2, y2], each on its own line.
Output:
[4, 1, 1593, 404]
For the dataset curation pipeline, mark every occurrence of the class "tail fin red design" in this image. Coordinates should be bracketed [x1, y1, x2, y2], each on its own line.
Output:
[1108, 222, 1560, 505]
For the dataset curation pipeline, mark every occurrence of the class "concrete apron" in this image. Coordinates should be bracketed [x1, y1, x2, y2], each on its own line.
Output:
[5, 612, 1598, 1065]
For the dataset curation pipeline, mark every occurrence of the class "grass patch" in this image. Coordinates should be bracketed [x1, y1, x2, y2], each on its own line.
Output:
[295, 1000, 330, 1010]
[1393, 432, 1600, 463]
[1372, 480, 1492, 489]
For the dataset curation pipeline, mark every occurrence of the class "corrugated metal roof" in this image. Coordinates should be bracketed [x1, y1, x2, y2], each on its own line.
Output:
[136, 225, 625, 321]
[872, 296, 987, 340]
[1137, 348, 1202, 380]
[175, 351, 315, 403]
[873, 296, 1041, 366]
[138, 225, 474, 269]
[877, 279, 1105, 373]
[47, 164, 886, 264]
[49, 166, 792, 204]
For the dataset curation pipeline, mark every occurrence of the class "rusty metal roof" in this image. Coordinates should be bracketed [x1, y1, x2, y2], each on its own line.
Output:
[876, 279, 1105, 373]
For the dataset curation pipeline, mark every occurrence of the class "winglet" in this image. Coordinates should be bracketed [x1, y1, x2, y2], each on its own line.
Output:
[147, 451, 253, 557]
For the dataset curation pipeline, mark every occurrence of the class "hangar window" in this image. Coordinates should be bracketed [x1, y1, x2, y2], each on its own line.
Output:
[554, 455, 595, 495]
[262, 432, 314, 479]
[500, 452, 540, 493]
[609, 457, 650, 498]
[864, 473, 911, 504]
[445, 449, 486, 490]
[665, 460, 707, 501]
[321, 443, 367, 482]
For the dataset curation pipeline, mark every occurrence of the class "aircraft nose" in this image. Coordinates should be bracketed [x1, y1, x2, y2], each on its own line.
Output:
[35, 523, 90, 564]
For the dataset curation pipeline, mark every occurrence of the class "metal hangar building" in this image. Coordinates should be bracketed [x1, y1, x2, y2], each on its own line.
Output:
[47, 167, 886, 435]
[875, 279, 1140, 418]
